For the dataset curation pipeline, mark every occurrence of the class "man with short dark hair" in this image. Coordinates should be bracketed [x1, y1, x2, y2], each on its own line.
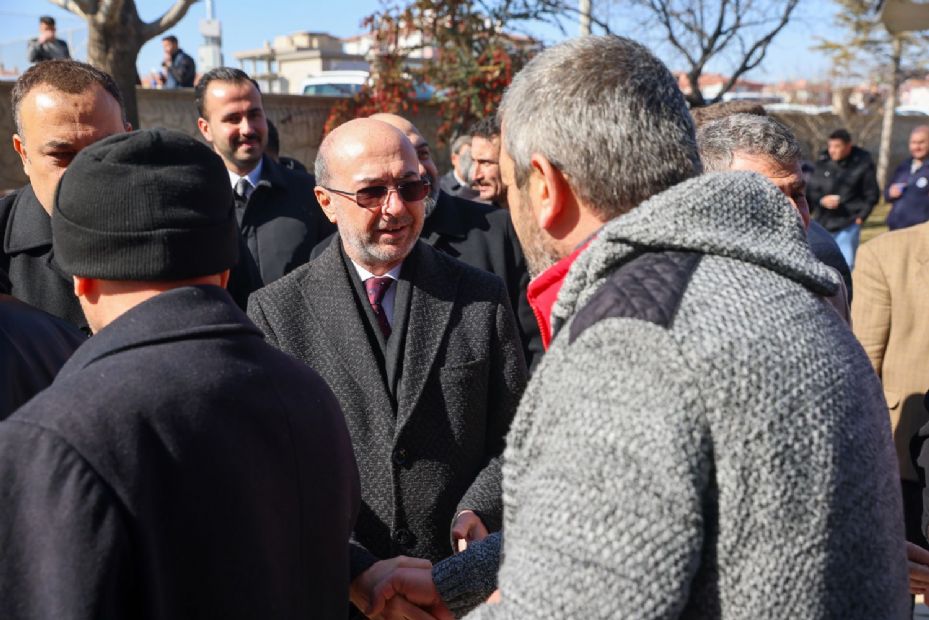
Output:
[0, 128, 360, 619]
[160, 35, 196, 88]
[440, 135, 479, 200]
[248, 117, 527, 618]
[470, 117, 506, 207]
[195, 67, 334, 306]
[1, 60, 130, 331]
[27, 16, 70, 63]
[806, 128, 879, 269]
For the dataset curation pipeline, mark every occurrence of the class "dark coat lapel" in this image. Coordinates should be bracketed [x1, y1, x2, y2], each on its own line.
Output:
[302, 241, 393, 412]
[395, 242, 460, 430]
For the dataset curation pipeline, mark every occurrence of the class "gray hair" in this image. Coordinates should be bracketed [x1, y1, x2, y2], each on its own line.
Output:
[450, 135, 471, 158]
[498, 35, 700, 221]
[698, 114, 802, 173]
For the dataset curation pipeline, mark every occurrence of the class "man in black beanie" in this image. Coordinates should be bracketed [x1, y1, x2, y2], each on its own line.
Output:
[0, 128, 361, 620]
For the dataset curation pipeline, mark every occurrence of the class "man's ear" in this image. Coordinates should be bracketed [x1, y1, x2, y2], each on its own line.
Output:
[196, 117, 212, 143]
[12, 134, 27, 169]
[315, 187, 338, 224]
[529, 154, 571, 232]
[73, 275, 92, 298]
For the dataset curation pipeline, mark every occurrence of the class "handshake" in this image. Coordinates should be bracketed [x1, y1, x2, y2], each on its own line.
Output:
[350, 510, 490, 620]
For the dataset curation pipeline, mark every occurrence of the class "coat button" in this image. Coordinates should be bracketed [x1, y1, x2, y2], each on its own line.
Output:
[394, 528, 415, 548]
[393, 447, 408, 466]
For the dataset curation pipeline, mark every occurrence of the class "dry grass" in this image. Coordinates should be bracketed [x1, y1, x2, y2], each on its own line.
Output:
[862, 201, 891, 245]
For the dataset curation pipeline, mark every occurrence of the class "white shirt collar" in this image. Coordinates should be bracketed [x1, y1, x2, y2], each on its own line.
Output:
[228, 159, 263, 191]
[351, 260, 402, 282]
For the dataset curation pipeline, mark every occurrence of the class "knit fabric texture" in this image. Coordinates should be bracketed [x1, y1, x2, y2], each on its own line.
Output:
[52, 128, 238, 281]
[466, 171, 909, 619]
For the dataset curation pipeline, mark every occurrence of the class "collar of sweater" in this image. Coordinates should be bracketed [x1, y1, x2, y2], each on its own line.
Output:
[552, 171, 840, 330]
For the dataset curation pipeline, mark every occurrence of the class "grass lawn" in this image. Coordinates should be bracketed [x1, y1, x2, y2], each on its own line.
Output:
[862, 201, 891, 245]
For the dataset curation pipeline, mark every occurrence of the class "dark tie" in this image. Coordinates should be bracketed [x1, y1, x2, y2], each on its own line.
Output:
[364, 276, 393, 338]
[233, 177, 250, 226]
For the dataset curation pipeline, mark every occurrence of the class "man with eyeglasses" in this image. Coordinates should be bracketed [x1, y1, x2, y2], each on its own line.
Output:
[247, 117, 527, 619]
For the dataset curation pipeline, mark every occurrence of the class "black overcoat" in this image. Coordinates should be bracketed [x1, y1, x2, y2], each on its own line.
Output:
[0, 184, 88, 332]
[248, 240, 527, 578]
[0, 286, 359, 619]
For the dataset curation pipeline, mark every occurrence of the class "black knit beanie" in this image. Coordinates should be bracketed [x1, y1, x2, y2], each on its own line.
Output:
[52, 128, 238, 281]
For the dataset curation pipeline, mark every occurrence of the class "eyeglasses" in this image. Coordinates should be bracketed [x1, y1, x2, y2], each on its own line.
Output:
[322, 179, 431, 209]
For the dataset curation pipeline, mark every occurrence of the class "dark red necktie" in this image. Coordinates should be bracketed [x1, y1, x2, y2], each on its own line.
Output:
[364, 276, 393, 338]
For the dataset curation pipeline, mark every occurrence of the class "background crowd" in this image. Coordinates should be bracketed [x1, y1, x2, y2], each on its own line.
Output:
[0, 26, 928, 620]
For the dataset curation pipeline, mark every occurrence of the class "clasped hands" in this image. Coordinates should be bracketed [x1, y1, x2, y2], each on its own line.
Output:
[351, 510, 488, 619]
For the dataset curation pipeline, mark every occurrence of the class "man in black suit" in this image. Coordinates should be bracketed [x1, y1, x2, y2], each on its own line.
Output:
[0, 128, 359, 619]
[319, 113, 544, 369]
[195, 67, 334, 306]
[1, 60, 130, 332]
[247, 118, 527, 617]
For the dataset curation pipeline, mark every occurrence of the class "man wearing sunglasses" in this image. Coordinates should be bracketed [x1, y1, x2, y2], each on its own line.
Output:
[313, 112, 544, 370]
[247, 117, 528, 618]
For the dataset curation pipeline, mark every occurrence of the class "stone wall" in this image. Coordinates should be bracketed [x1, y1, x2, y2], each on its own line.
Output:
[0, 83, 449, 192]
[1, 80, 925, 192]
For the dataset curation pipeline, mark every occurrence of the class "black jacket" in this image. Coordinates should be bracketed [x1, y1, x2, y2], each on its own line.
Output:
[0, 286, 360, 619]
[0, 295, 84, 420]
[27, 37, 70, 62]
[164, 48, 196, 88]
[228, 156, 335, 308]
[249, 240, 527, 580]
[0, 185, 88, 332]
[807, 220, 853, 301]
[314, 191, 543, 369]
[807, 146, 880, 231]
[439, 170, 480, 201]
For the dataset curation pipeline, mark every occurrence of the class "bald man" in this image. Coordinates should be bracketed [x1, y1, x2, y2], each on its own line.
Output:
[314, 112, 543, 369]
[247, 118, 527, 617]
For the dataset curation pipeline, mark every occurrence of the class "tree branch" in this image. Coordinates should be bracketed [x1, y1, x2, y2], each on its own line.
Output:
[142, 0, 199, 39]
[46, 0, 93, 19]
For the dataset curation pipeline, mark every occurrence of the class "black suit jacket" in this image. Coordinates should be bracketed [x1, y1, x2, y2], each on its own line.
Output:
[248, 240, 527, 578]
[228, 156, 335, 308]
[439, 170, 480, 201]
[313, 191, 543, 369]
[0, 185, 88, 332]
[0, 286, 360, 619]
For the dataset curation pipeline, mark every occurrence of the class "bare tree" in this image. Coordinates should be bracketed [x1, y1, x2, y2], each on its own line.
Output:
[48, 0, 199, 128]
[633, 0, 801, 107]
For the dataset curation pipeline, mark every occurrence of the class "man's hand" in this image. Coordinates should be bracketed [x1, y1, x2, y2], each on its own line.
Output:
[351, 556, 433, 618]
[889, 183, 906, 199]
[451, 510, 488, 553]
[820, 194, 840, 209]
[908, 541, 929, 597]
[368, 566, 454, 620]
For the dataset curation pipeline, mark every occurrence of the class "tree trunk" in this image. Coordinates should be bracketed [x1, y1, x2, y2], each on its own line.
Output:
[86, 17, 145, 129]
[877, 35, 903, 191]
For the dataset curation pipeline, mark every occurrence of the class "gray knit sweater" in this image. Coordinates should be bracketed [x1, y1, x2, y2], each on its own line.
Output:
[459, 172, 908, 619]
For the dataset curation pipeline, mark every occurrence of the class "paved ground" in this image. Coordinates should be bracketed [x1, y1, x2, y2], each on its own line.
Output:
[915, 596, 928, 619]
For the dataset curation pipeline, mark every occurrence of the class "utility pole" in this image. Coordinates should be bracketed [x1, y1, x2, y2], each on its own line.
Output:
[580, 0, 592, 35]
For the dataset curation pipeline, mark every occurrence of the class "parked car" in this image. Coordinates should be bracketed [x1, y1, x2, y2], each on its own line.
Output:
[301, 70, 435, 100]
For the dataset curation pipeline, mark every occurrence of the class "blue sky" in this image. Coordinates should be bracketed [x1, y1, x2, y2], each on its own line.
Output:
[1, 0, 837, 82]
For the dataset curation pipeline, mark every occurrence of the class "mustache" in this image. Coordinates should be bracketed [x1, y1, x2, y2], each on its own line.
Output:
[377, 215, 414, 230]
[234, 133, 260, 145]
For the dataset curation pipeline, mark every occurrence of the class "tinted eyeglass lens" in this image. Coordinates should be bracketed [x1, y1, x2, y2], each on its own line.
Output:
[355, 180, 429, 208]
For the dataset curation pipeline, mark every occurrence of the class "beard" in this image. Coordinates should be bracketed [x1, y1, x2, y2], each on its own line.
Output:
[512, 190, 561, 278]
[340, 213, 423, 268]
